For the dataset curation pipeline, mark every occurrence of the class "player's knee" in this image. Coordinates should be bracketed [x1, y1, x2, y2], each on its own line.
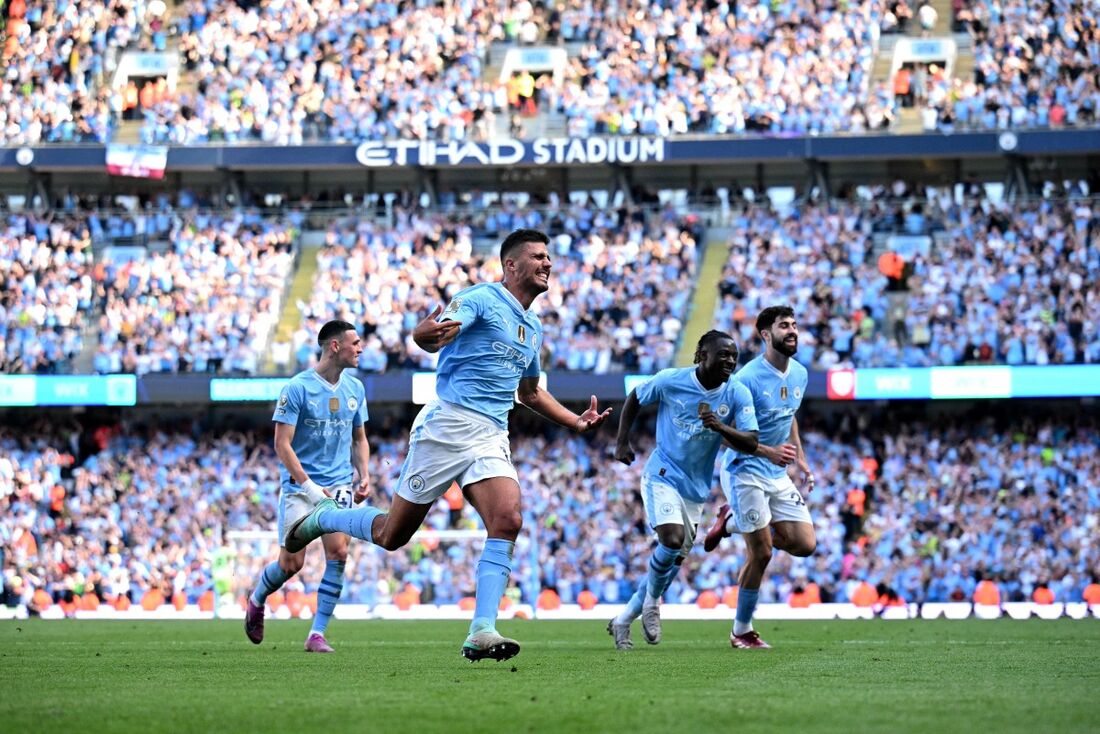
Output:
[374, 528, 409, 552]
[279, 556, 304, 576]
[326, 547, 349, 563]
[750, 545, 773, 569]
[489, 510, 523, 540]
[791, 538, 817, 557]
[657, 529, 685, 550]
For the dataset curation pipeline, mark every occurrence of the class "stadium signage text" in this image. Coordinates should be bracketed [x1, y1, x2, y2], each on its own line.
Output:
[355, 137, 666, 168]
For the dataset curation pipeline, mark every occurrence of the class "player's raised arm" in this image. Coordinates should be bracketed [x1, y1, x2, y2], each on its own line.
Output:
[412, 304, 462, 353]
[517, 378, 612, 434]
[614, 389, 642, 464]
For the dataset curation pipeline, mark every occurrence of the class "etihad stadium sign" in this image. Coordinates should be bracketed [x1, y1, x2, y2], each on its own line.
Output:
[355, 137, 665, 168]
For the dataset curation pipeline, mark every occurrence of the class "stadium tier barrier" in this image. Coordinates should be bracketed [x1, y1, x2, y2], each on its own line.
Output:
[5, 603, 1097, 622]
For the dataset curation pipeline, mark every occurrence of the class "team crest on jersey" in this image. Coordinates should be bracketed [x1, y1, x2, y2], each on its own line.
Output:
[348, 397, 358, 411]
[328, 397, 340, 413]
[717, 404, 730, 417]
[780, 386, 788, 401]
[793, 386, 802, 400]
[408, 474, 426, 492]
[517, 324, 526, 344]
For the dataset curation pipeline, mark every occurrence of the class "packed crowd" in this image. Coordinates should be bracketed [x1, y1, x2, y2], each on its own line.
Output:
[0, 212, 95, 373]
[2, 409, 1096, 612]
[289, 203, 698, 374]
[938, 0, 1100, 130]
[93, 211, 296, 375]
[141, 0, 503, 145]
[712, 193, 1100, 368]
[0, 0, 141, 144]
[555, 0, 892, 136]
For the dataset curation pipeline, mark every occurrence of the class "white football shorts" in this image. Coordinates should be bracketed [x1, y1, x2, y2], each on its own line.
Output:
[277, 481, 353, 548]
[640, 472, 704, 556]
[396, 399, 517, 505]
[719, 469, 812, 534]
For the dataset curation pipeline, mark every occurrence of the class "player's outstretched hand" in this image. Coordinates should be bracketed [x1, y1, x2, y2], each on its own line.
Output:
[413, 304, 461, 352]
[576, 395, 612, 433]
[614, 441, 635, 465]
[354, 475, 371, 503]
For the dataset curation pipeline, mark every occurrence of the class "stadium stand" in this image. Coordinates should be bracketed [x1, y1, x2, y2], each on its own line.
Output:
[2, 410, 1096, 611]
[712, 194, 1100, 368]
[0, 212, 94, 373]
[94, 212, 297, 375]
[1, 0, 145, 144]
[292, 203, 699, 374]
[944, 0, 1100, 130]
[556, 0, 890, 136]
[142, 0, 502, 144]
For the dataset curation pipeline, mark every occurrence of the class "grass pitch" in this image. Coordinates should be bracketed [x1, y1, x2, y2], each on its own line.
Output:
[1, 619, 1097, 733]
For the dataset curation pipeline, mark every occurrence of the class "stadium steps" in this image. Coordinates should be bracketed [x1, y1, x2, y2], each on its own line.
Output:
[674, 227, 732, 366]
[953, 34, 975, 83]
[72, 319, 102, 374]
[263, 240, 323, 374]
[895, 107, 924, 133]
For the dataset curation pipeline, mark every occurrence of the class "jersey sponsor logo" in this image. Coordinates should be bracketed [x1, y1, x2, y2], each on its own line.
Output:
[348, 397, 359, 411]
[303, 418, 352, 437]
[491, 341, 531, 375]
[276, 408, 287, 415]
[741, 405, 754, 416]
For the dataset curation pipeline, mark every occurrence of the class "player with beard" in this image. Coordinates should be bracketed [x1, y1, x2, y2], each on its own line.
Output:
[702, 306, 816, 649]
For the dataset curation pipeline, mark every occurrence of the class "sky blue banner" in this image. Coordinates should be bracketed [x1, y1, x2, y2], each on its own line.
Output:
[0, 375, 137, 406]
[210, 378, 289, 402]
[826, 365, 1100, 400]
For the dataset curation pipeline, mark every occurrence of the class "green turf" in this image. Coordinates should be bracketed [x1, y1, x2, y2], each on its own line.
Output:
[1, 619, 1097, 733]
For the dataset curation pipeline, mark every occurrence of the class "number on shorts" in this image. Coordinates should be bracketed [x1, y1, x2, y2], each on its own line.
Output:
[333, 487, 354, 509]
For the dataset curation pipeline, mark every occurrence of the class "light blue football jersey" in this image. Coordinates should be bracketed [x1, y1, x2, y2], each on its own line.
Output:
[272, 369, 369, 490]
[722, 355, 808, 481]
[437, 282, 542, 428]
[636, 367, 758, 503]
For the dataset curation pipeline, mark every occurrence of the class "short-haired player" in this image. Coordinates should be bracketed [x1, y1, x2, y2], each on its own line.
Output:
[607, 330, 760, 650]
[284, 229, 612, 662]
[244, 320, 371, 653]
